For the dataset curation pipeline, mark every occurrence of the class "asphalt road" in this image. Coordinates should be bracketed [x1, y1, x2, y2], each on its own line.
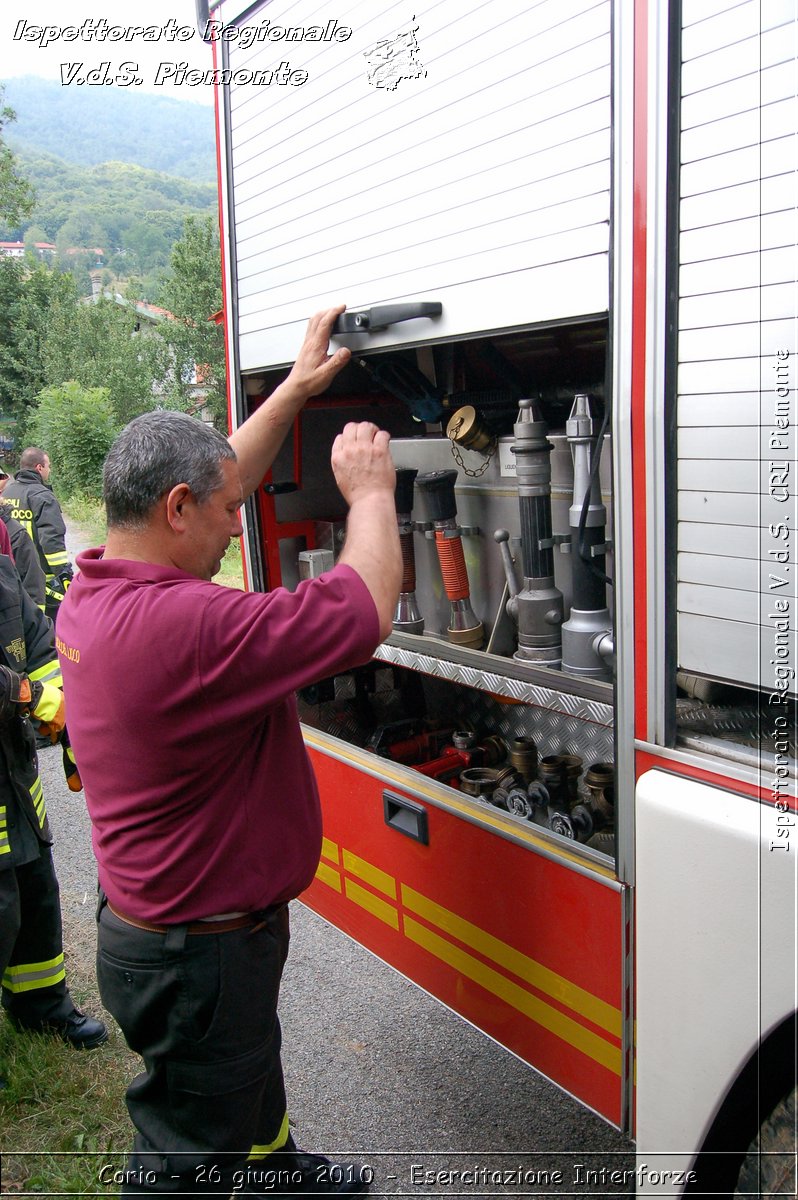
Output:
[42, 520, 635, 1197]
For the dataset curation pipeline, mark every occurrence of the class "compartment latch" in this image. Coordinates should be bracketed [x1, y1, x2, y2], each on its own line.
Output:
[333, 302, 442, 334]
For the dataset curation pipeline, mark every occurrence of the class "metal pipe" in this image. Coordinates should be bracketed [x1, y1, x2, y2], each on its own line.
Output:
[508, 399, 564, 666]
[561, 395, 613, 680]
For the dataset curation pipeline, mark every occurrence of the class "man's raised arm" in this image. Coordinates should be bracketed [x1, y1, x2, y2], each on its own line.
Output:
[230, 305, 351, 500]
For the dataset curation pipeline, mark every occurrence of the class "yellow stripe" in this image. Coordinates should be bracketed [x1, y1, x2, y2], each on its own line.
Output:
[321, 837, 339, 863]
[248, 1112, 290, 1160]
[4, 954, 64, 977]
[45, 552, 69, 566]
[0, 839, 10, 855]
[29, 661, 63, 688]
[3, 954, 66, 993]
[342, 851, 396, 899]
[402, 886, 621, 1038]
[404, 916, 621, 1075]
[344, 880, 399, 930]
[315, 862, 341, 892]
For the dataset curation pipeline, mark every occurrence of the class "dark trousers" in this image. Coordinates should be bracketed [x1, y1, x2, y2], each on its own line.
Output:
[1, 846, 71, 1022]
[97, 899, 291, 1198]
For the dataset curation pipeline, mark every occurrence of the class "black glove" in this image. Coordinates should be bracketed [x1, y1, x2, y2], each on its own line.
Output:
[0, 665, 40, 723]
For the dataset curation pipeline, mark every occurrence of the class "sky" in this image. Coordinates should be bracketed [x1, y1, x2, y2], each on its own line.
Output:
[0, 0, 217, 105]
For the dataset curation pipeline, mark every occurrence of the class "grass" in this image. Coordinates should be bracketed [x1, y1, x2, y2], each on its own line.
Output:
[62, 497, 246, 590]
[62, 497, 107, 549]
[0, 915, 138, 1195]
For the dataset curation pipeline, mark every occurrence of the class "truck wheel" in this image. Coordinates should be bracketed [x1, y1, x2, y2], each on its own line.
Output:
[734, 1084, 796, 1197]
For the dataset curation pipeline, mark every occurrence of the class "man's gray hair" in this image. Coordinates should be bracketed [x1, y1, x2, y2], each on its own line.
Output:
[104, 410, 237, 529]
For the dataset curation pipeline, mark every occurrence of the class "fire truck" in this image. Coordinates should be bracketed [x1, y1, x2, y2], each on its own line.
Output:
[203, 0, 797, 1192]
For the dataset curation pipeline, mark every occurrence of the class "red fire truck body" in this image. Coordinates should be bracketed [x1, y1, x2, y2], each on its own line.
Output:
[208, 0, 798, 1191]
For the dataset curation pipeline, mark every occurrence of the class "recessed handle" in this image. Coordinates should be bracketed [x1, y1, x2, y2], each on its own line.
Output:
[333, 302, 442, 334]
[383, 791, 429, 844]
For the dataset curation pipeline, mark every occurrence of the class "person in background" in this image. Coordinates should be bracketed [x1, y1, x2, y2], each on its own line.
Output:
[57, 306, 402, 1198]
[0, 486, 47, 612]
[0, 516, 107, 1091]
[3, 450, 73, 625]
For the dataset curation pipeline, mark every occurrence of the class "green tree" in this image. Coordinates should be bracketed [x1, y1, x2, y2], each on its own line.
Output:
[28, 381, 117, 498]
[42, 293, 162, 427]
[0, 87, 34, 230]
[158, 215, 227, 428]
[0, 260, 76, 428]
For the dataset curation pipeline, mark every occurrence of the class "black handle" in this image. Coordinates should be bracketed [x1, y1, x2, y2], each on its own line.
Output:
[333, 302, 442, 334]
[262, 481, 299, 495]
[383, 791, 429, 844]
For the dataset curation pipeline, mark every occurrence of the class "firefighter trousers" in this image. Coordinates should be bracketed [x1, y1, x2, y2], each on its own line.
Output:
[97, 896, 291, 1198]
[0, 846, 71, 1022]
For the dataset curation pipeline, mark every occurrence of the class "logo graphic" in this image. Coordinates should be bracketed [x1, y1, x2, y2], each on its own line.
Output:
[364, 19, 426, 90]
[5, 639, 25, 664]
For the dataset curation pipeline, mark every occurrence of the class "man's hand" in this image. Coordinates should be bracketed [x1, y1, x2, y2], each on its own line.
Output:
[284, 305, 352, 402]
[332, 422, 396, 506]
[333, 423, 401, 641]
[231, 305, 352, 500]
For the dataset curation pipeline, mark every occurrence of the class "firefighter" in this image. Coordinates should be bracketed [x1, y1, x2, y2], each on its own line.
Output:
[0, 531, 107, 1090]
[0, 488, 47, 612]
[3, 449, 73, 625]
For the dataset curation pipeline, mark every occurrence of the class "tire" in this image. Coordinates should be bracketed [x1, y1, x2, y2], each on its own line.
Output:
[735, 1085, 797, 1197]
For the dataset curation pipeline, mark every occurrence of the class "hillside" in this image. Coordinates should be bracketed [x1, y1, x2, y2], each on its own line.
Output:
[3, 76, 215, 181]
[0, 148, 217, 281]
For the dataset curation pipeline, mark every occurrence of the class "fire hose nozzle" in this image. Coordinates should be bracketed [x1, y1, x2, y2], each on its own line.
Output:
[507, 400, 564, 667]
[416, 470, 484, 649]
[392, 467, 424, 635]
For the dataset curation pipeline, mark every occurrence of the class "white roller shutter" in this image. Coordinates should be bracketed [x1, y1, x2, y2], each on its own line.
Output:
[676, 0, 798, 694]
[216, 0, 611, 369]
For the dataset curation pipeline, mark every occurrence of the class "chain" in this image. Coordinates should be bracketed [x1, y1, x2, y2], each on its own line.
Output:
[448, 423, 497, 478]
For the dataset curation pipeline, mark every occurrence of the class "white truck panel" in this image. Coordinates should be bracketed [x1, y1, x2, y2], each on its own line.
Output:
[675, 2, 797, 694]
[636, 771, 797, 1192]
[679, 282, 795, 328]
[220, 0, 611, 370]
[679, 522, 797, 564]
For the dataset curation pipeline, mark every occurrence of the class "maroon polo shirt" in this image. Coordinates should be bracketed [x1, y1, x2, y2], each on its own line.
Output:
[57, 550, 379, 923]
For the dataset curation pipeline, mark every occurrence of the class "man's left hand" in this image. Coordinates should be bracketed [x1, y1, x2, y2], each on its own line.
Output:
[286, 305, 352, 400]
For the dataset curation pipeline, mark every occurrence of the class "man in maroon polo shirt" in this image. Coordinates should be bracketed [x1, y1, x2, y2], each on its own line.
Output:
[57, 306, 401, 1199]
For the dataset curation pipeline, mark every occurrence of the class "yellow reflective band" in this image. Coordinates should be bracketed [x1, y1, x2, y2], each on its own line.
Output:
[344, 879, 399, 930]
[45, 552, 69, 567]
[247, 1112, 290, 1160]
[29, 660, 64, 688]
[32, 682, 62, 723]
[402, 886, 622, 1039]
[315, 861, 341, 892]
[3, 954, 66, 993]
[342, 850, 396, 899]
[404, 916, 621, 1076]
[321, 836, 338, 863]
[29, 777, 46, 826]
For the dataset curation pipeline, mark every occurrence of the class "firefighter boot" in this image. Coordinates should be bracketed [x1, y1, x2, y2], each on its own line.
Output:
[242, 1139, 370, 1196]
[9, 1006, 108, 1049]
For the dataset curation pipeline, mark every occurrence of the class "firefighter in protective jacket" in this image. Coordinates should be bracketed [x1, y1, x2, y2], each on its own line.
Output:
[4, 449, 72, 624]
[0, 536, 106, 1084]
